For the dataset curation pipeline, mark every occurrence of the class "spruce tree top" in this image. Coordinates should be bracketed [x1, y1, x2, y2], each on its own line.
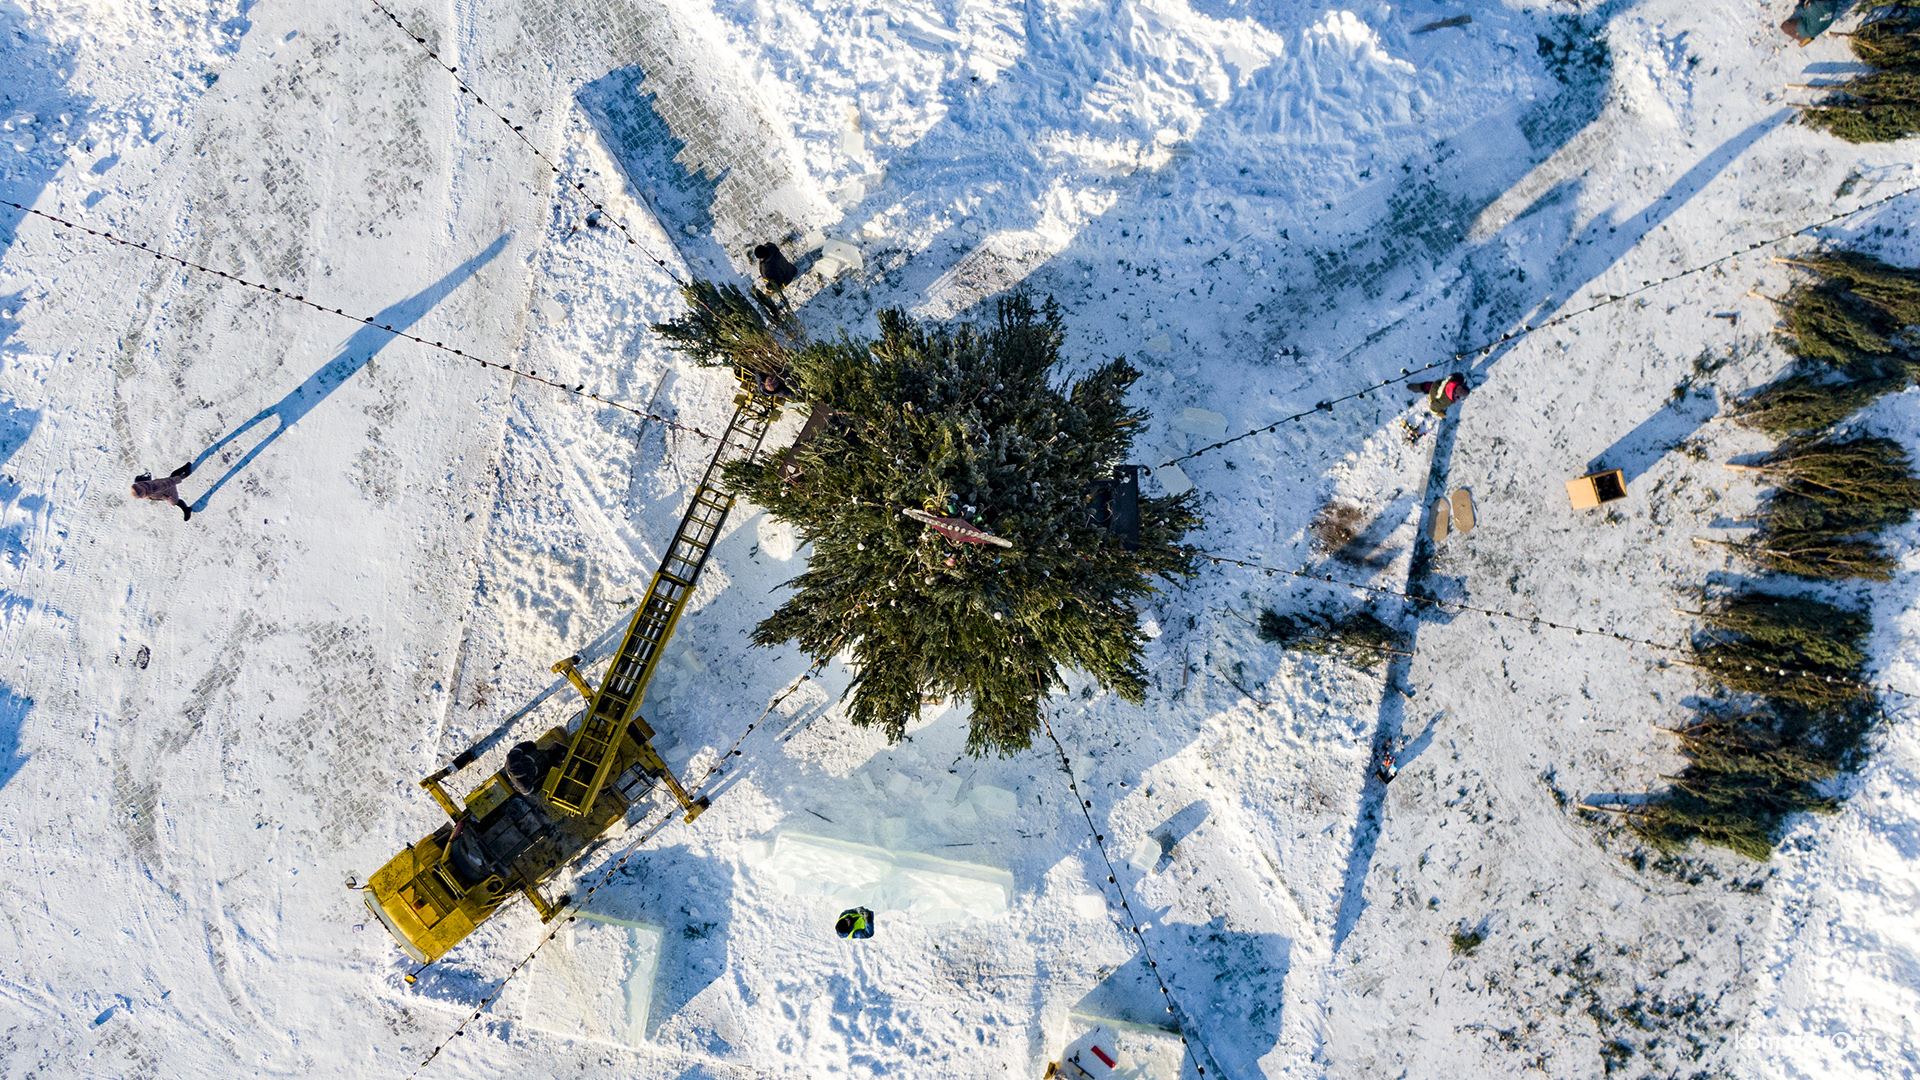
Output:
[656, 286, 1200, 755]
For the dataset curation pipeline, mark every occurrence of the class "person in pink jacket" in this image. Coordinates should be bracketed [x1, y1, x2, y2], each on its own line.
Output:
[1410, 374, 1468, 416]
[131, 462, 194, 521]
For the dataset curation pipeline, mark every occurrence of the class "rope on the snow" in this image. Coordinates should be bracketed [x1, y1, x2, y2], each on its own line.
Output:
[405, 668, 820, 1077]
[1162, 179, 1920, 469]
[365, 0, 693, 286]
[1039, 710, 1223, 1079]
[2, 201, 727, 444]
[1192, 545, 1920, 705]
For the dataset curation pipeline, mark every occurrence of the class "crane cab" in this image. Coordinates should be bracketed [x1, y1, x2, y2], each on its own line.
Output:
[365, 726, 651, 965]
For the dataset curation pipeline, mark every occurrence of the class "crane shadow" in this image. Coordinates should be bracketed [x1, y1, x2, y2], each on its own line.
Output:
[188, 233, 511, 512]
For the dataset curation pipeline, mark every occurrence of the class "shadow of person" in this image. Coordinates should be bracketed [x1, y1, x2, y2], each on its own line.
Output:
[188, 232, 512, 512]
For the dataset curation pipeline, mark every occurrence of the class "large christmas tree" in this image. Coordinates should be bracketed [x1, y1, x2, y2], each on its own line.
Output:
[655, 285, 1200, 755]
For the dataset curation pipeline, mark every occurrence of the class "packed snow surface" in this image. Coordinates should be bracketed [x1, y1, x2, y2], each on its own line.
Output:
[0, 0, 1917, 1077]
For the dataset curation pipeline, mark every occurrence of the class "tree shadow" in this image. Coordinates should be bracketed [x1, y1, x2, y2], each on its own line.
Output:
[1586, 384, 1719, 485]
[0, 683, 30, 791]
[595, 844, 735, 1047]
[576, 67, 734, 280]
[188, 233, 510, 512]
[1153, 917, 1289, 1077]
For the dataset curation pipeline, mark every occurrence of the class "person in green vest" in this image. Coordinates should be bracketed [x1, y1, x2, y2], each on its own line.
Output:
[835, 907, 875, 939]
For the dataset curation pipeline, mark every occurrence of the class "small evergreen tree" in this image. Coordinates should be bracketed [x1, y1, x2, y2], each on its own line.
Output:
[1746, 435, 1920, 508]
[651, 280, 798, 381]
[1772, 253, 1920, 380]
[658, 286, 1201, 755]
[1257, 606, 1405, 669]
[1731, 373, 1899, 436]
[1687, 591, 1870, 711]
[1709, 436, 1920, 580]
[1704, 529, 1898, 581]
[1628, 711, 1843, 860]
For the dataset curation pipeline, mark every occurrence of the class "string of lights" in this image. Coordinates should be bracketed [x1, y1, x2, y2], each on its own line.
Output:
[2, 201, 729, 444]
[1190, 546, 1918, 705]
[1161, 179, 1920, 469]
[1041, 708, 1224, 1079]
[406, 669, 820, 1076]
[365, 0, 694, 285]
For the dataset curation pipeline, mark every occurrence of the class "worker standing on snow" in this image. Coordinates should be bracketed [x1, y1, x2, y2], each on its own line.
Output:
[835, 907, 875, 939]
[1410, 374, 1468, 416]
[131, 462, 195, 521]
[752, 242, 800, 291]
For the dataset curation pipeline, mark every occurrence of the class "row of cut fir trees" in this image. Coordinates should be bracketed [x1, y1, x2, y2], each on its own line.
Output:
[646, 251, 1919, 866]
[1623, 252, 1920, 860]
[1799, 1, 1920, 143]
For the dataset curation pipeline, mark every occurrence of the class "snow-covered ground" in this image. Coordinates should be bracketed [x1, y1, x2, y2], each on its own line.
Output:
[1, 0, 1917, 1077]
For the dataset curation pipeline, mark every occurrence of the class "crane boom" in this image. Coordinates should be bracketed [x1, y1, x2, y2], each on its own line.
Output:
[542, 390, 779, 817]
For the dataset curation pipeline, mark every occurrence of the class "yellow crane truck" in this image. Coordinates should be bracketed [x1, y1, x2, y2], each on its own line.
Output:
[366, 385, 781, 966]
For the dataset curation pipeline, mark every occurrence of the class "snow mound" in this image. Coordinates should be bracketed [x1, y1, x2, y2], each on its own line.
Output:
[757, 832, 1012, 925]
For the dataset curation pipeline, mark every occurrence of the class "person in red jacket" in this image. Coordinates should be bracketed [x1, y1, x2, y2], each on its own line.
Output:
[131, 462, 194, 521]
[1410, 374, 1468, 416]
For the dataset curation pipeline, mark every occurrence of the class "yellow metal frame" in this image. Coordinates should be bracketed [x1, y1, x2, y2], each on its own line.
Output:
[542, 392, 777, 819]
[365, 385, 783, 968]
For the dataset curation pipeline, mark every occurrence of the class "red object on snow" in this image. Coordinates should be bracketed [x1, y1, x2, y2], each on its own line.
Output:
[1090, 1045, 1117, 1069]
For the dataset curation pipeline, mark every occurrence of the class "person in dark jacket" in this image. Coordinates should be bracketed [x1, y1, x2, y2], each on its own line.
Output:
[752, 242, 800, 291]
[1410, 374, 1468, 416]
[132, 462, 194, 521]
[1780, 0, 1839, 44]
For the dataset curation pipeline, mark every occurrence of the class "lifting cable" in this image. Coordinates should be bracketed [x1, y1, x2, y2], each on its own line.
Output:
[1, 201, 728, 444]
[1161, 179, 1920, 470]
[406, 667, 823, 1077]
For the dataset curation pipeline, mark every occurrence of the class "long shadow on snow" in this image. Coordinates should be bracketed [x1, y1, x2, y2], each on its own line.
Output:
[188, 233, 510, 512]
[576, 67, 735, 281]
[1325, 110, 1784, 950]
[0, 683, 31, 791]
[586, 0, 1780, 1045]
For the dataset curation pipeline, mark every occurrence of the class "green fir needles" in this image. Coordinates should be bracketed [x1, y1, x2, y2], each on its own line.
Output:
[1729, 373, 1899, 437]
[662, 287, 1200, 756]
[1632, 591, 1873, 858]
[1257, 606, 1405, 670]
[1733, 252, 1919, 438]
[1629, 712, 1845, 861]
[1801, 8, 1920, 142]
[1709, 435, 1920, 581]
[651, 280, 799, 381]
[1773, 253, 1920, 380]
[1685, 592, 1872, 708]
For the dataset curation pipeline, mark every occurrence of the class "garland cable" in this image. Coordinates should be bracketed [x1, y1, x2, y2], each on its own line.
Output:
[2, 201, 727, 444]
[1041, 705, 1223, 1079]
[366, 0, 697, 288]
[1187, 545, 1920, 705]
[1161, 179, 1920, 469]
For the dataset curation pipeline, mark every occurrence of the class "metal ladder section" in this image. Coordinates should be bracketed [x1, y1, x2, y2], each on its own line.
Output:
[543, 393, 779, 816]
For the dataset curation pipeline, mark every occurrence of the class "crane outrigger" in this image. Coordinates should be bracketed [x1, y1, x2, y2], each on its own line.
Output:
[365, 376, 784, 965]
